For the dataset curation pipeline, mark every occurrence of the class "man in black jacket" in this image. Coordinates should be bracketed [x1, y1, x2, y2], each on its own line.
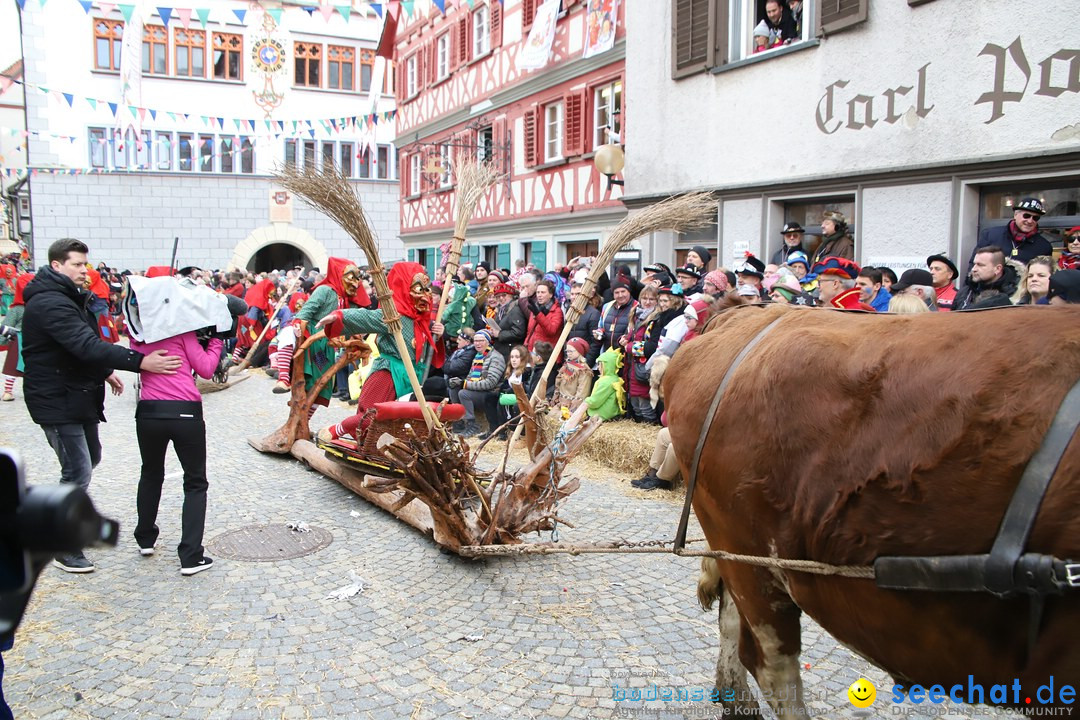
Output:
[22, 238, 181, 573]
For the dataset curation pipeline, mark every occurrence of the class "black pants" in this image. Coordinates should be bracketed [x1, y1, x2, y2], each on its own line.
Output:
[134, 401, 208, 566]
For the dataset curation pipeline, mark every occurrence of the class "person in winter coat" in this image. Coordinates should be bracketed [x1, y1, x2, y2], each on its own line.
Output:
[21, 238, 182, 573]
[524, 280, 563, 351]
[770, 222, 807, 266]
[552, 337, 593, 412]
[1, 273, 32, 401]
[565, 281, 602, 366]
[447, 329, 505, 437]
[969, 197, 1053, 270]
[1059, 227, 1080, 270]
[954, 247, 1022, 311]
[686, 245, 713, 272]
[811, 211, 855, 264]
[488, 282, 527, 360]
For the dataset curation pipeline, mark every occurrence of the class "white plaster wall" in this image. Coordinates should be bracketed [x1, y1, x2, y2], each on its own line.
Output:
[28, 173, 401, 271]
[626, 0, 1080, 197]
[860, 182, 954, 268]
[720, 198, 763, 268]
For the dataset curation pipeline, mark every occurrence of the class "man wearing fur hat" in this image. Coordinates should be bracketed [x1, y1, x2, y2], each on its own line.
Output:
[954, 246, 1020, 311]
[811, 211, 855, 264]
[812, 257, 872, 310]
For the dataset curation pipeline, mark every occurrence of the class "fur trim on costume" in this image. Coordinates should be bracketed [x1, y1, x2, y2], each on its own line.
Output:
[649, 354, 670, 409]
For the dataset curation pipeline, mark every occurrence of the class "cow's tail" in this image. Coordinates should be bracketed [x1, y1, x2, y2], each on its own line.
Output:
[697, 556, 724, 611]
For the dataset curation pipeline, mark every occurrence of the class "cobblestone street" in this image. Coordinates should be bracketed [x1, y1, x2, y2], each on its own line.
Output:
[1, 371, 996, 719]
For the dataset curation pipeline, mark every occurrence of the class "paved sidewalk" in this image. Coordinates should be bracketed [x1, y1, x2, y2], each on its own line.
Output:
[0, 371, 995, 719]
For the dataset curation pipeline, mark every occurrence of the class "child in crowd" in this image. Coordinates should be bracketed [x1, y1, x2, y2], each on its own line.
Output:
[552, 337, 594, 413]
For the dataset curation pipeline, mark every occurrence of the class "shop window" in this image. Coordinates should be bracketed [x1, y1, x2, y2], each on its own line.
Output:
[980, 183, 1080, 251]
[781, 197, 856, 261]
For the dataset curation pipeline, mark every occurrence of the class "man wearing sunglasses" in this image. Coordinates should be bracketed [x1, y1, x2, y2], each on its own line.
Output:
[962, 197, 1053, 302]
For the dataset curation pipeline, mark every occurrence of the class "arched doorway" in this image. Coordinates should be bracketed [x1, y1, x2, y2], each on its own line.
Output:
[246, 244, 313, 273]
[230, 225, 328, 275]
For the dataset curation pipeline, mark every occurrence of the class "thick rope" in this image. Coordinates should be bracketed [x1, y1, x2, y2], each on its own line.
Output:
[457, 541, 876, 579]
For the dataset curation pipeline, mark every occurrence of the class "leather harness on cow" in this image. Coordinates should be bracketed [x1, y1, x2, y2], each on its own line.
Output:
[674, 305, 1080, 660]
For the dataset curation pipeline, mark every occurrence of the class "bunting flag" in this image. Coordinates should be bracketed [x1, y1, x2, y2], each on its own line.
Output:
[62, 92, 73, 107]
[14, 0, 27, 9]
[401, 0, 414, 17]
[335, 5, 351, 21]
[432, 0, 445, 14]
[119, 3, 135, 21]
[156, 6, 173, 26]
[232, 9, 246, 24]
[98, 2, 117, 13]
[267, 8, 282, 24]
[194, 7, 210, 27]
[107, 101, 118, 116]
[86, 97, 97, 110]
[319, 4, 334, 22]
[78, 0, 93, 12]
[370, 3, 383, 18]
[176, 7, 191, 28]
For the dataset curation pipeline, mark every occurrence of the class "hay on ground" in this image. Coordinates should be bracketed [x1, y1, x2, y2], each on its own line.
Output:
[543, 415, 655, 475]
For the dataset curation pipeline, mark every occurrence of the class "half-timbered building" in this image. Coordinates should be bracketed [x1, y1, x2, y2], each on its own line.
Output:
[394, 0, 627, 277]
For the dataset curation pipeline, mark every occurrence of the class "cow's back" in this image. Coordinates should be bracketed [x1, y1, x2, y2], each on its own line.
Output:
[665, 304, 1080, 689]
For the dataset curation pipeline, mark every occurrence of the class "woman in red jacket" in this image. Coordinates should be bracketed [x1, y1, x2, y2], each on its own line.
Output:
[524, 279, 563, 351]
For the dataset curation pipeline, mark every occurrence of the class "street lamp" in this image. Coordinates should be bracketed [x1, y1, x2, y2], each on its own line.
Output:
[593, 143, 624, 191]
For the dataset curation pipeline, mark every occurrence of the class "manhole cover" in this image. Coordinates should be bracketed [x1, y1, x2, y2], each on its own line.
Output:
[207, 524, 333, 561]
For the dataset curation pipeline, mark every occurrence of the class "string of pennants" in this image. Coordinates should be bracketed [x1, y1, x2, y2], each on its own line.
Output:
[14, 0, 504, 22]
[0, 77, 397, 137]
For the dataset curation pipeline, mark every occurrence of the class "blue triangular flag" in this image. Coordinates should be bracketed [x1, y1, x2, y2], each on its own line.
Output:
[62, 92, 73, 106]
[14, 0, 26, 9]
[78, 0, 93, 12]
[232, 9, 246, 23]
[149, 109, 157, 120]
[107, 102, 118, 116]
[432, 0, 445, 13]
[157, 6, 173, 26]
[371, 3, 382, 18]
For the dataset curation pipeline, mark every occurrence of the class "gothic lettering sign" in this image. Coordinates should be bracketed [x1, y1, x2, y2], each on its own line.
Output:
[816, 64, 933, 134]
[815, 37, 1080, 133]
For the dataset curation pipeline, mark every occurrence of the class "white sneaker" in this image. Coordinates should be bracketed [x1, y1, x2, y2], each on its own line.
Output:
[180, 557, 214, 576]
[1, 392, 13, 402]
[139, 544, 156, 557]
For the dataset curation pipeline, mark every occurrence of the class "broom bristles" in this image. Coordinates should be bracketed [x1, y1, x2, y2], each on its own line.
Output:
[274, 163, 381, 268]
[452, 160, 501, 237]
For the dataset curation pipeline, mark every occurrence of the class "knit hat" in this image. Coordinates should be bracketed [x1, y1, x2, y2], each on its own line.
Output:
[1064, 226, 1080, 241]
[566, 337, 590, 358]
[474, 329, 493, 343]
[786, 251, 810, 269]
[691, 245, 712, 266]
[477, 261, 491, 272]
[684, 299, 710, 321]
[492, 282, 516, 296]
[703, 269, 729, 293]
[612, 277, 632, 292]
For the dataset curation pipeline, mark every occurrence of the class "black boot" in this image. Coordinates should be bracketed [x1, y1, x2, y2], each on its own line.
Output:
[631, 469, 659, 488]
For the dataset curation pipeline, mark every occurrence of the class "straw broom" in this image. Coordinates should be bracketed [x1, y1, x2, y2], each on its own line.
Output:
[500, 192, 718, 467]
[433, 159, 501, 326]
[273, 164, 440, 432]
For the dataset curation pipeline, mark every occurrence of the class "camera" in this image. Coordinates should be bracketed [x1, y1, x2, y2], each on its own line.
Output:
[0, 449, 118, 635]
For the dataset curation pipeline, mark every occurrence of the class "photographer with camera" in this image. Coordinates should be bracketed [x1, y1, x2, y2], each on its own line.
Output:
[21, 239, 182, 574]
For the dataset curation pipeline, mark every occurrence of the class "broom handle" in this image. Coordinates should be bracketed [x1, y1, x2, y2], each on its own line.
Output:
[433, 235, 465, 326]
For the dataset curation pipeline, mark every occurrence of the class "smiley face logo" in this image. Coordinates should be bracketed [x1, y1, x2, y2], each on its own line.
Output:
[847, 677, 876, 708]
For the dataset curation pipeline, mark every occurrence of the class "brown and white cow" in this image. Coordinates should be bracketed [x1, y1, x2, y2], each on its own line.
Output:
[664, 303, 1080, 716]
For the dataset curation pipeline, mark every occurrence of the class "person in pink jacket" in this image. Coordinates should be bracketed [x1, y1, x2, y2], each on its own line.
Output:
[129, 330, 221, 575]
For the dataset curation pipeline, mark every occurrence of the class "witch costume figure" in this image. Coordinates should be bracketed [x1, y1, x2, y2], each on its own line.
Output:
[315, 261, 445, 443]
[274, 258, 369, 410]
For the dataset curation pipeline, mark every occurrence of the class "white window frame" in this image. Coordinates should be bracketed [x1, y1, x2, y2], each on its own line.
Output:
[340, 141, 354, 177]
[544, 101, 564, 163]
[438, 144, 453, 188]
[220, 136, 236, 173]
[473, 5, 490, 58]
[436, 33, 450, 80]
[89, 128, 107, 168]
[477, 126, 494, 163]
[155, 131, 173, 170]
[178, 132, 194, 171]
[285, 138, 298, 168]
[730, 0, 813, 63]
[406, 54, 418, 97]
[409, 153, 421, 196]
[593, 80, 622, 149]
[197, 133, 215, 172]
[377, 144, 393, 180]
